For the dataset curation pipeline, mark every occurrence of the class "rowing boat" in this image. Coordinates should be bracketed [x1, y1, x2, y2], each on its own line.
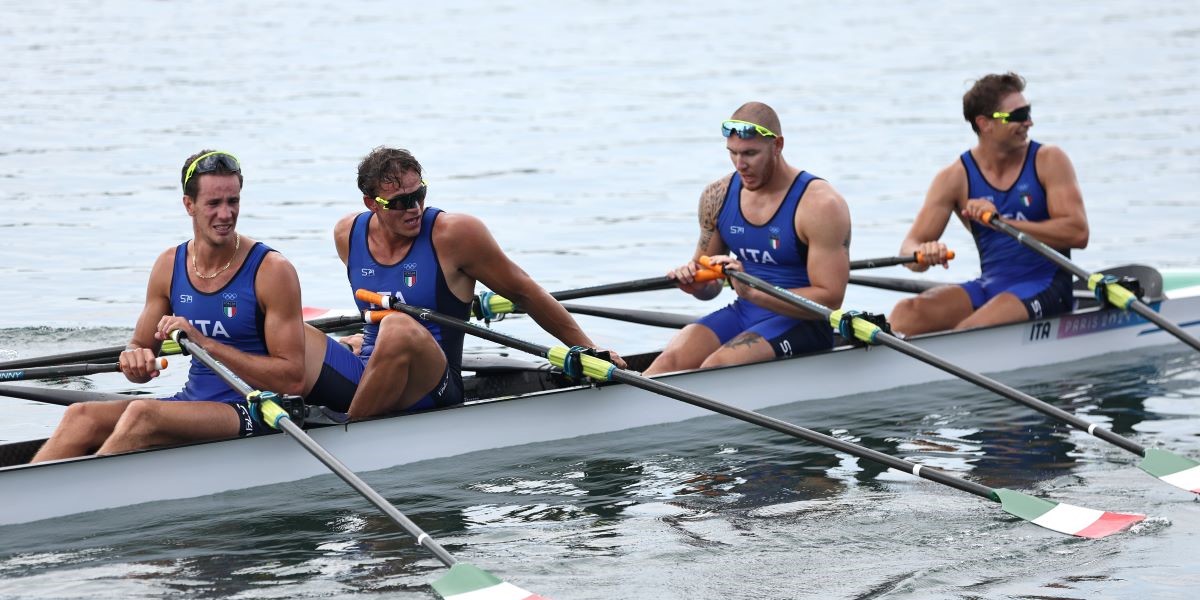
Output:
[1, 272, 1198, 528]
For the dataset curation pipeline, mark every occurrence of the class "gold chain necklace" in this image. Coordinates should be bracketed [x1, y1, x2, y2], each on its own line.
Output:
[192, 233, 241, 280]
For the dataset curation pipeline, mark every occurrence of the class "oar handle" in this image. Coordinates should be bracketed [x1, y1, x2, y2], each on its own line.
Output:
[915, 249, 955, 265]
[850, 251, 955, 270]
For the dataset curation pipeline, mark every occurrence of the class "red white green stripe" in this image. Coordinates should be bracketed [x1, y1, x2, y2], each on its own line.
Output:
[994, 488, 1144, 538]
[1140, 448, 1200, 493]
[432, 563, 548, 600]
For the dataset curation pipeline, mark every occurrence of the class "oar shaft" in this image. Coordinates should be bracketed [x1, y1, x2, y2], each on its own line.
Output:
[984, 214, 1200, 353]
[849, 250, 954, 270]
[0, 362, 119, 382]
[365, 296, 998, 501]
[551, 276, 675, 301]
[718, 263, 1148, 457]
[172, 333, 459, 568]
[872, 335, 1145, 456]
[0, 383, 130, 406]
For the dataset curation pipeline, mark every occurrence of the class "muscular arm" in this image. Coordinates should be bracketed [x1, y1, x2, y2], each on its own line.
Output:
[440, 214, 599, 349]
[121, 249, 174, 383]
[734, 181, 851, 318]
[998, 144, 1088, 249]
[898, 162, 965, 272]
[676, 178, 730, 300]
[333, 212, 357, 266]
[165, 252, 308, 396]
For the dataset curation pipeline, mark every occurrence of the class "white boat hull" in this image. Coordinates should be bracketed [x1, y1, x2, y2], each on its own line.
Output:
[2, 290, 1199, 527]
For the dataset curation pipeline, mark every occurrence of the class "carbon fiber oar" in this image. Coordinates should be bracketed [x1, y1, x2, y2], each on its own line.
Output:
[700, 257, 1200, 496]
[0, 384, 133, 406]
[0, 359, 166, 383]
[981, 210, 1200, 353]
[358, 289, 1144, 539]
[169, 331, 546, 600]
[849, 250, 955, 270]
[0, 312, 362, 370]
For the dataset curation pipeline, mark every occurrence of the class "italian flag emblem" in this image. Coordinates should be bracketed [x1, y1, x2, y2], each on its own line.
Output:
[404, 270, 418, 287]
[432, 564, 547, 600]
[223, 302, 237, 318]
[1021, 193, 1032, 207]
[769, 235, 780, 250]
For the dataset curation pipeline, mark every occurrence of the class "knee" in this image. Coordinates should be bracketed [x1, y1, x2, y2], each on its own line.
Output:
[375, 313, 432, 347]
[111, 400, 160, 437]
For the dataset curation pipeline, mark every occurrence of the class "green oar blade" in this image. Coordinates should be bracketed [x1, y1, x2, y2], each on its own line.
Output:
[994, 488, 1144, 538]
[1139, 448, 1200, 494]
[431, 563, 548, 600]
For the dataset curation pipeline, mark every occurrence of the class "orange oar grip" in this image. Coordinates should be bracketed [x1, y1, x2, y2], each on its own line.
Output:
[697, 255, 724, 274]
[694, 268, 724, 282]
[355, 289, 386, 306]
[156, 358, 168, 370]
[363, 310, 389, 324]
[980, 210, 996, 223]
[915, 249, 956, 265]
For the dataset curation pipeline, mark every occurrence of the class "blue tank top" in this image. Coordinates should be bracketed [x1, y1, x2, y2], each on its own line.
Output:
[346, 208, 469, 373]
[961, 140, 1065, 283]
[717, 171, 819, 288]
[169, 240, 272, 402]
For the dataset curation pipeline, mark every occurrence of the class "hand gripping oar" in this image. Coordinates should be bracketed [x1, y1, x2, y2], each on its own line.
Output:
[979, 211, 1200, 353]
[168, 331, 546, 600]
[849, 250, 955, 270]
[356, 289, 1143, 539]
[0, 359, 167, 383]
[699, 256, 1200, 496]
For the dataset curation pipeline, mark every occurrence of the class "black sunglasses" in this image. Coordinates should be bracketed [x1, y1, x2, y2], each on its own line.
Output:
[375, 182, 427, 210]
[992, 105, 1031, 124]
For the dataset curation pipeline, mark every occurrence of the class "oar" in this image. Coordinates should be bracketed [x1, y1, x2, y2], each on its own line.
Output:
[0, 359, 167, 383]
[849, 274, 943, 294]
[980, 211, 1200, 352]
[169, 331, 545, 600]
[473, 295, 696, 329]
[357, 289, 1144, 539]
[0, 313, 363, 371]
[849, 250, 954, 270]
[520, 252, 954, 304]
[700, 257, 1200, 495]
[0, 384, 133, 406]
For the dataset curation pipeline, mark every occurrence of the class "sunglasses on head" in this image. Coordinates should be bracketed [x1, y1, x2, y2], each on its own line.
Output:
[183, 151, 241, 190]
[375, 181, 427, 210]
[721, 119, 778, 139]
[992, 105, 1032, 124]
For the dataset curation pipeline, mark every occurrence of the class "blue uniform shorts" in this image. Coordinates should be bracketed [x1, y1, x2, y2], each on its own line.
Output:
[960, 270, 1074, 319]
[308, 336, 463, 414]
[696, 299, 834, 358]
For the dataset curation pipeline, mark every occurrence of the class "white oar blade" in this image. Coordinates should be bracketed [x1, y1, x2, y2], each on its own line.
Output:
[432, 563, 548, 600]
[994, 488, 1144, 538]
[1139, 448, 1200, 494]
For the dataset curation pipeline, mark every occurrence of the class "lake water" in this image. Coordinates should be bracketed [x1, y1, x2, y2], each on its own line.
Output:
[1, 0, 1199, 598]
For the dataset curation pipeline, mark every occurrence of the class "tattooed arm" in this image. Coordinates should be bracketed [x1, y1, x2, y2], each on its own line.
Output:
[668, 177, 731, 300]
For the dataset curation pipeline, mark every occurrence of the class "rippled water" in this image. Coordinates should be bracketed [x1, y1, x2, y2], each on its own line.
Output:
[2, 0, 1200, 598]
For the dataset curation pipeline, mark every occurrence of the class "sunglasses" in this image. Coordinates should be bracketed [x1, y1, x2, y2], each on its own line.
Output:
[721, 119, 778, 139]
[183, 151, 241, 190]
[375, 181, 427, 210]
[992, 105, 1032, 124]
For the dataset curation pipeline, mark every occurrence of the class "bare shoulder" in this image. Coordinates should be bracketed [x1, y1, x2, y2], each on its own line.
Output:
[146, 246, 178, 293]
[1034, 143, 1076, 170]
[801, 178, 849, 214]
[333, 211, 361, 237]
[698, 176, 730, 226]
[258, 246, 300, 282]
[432, 211, 493, 256]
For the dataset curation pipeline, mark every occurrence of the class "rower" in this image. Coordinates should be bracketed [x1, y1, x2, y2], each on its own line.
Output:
[32, 150, 352, 462]
[327, 146, 625, 418]
[644, 102, 852, 375]
[888, 72, 1090, 335]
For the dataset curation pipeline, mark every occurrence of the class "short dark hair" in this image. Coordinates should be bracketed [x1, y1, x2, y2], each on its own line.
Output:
[963, 72, 1026, 134]
[180, 149, 243, 198]
[356, 146, 423, 198]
